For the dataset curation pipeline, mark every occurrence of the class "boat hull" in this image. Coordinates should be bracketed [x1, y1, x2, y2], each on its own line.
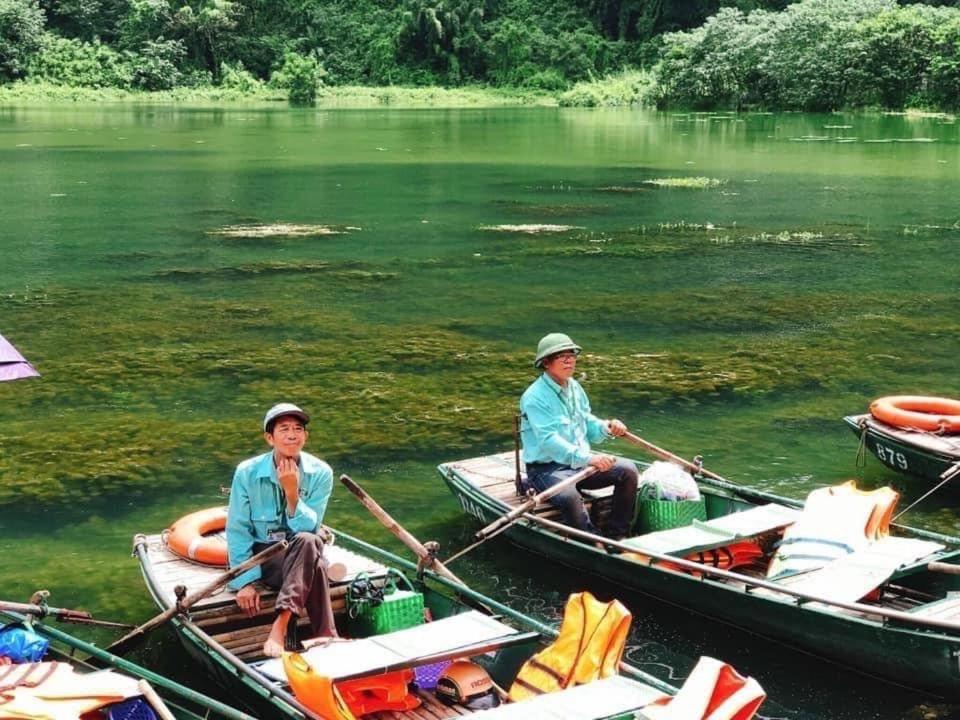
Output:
[441, 461, 960, 696]
[844, 414, 960, 482]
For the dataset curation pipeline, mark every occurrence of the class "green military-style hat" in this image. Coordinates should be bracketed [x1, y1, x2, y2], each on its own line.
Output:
[534, 332, 582, 368]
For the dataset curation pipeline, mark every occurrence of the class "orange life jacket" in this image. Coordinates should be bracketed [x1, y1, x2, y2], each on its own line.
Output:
[508, 591, 631, 703]
[656, 541, 764, 575]
[283, 652, 357, 720]
[643, 655, 766, 720]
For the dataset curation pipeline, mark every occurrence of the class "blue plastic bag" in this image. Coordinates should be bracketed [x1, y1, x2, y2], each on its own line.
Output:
[0, 623, 49, 662]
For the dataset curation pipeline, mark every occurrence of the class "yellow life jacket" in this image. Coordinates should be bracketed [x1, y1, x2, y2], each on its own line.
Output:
[508, 591, 631, 703]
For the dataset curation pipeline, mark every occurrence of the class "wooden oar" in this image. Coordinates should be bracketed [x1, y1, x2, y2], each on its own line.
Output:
[107, 539, 288, 655]
[476, 465, 597, 539]
[444, 465, 598, 565]
[0, 600, 133, 629]
[340, 474, 466, 585]
[621, 431, 716, 480]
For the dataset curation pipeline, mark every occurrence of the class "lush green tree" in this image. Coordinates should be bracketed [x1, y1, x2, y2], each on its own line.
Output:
[28, 31, 132, 85]
[129, 36, 183, 88]
[397, 0, 487, 83]
[270, 50, 324, 104]
[39, 0, 128, 42]
[0, 0, 45, 80]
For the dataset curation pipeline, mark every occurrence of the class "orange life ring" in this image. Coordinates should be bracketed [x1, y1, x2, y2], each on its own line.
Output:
[165, 507, 229, 566]
[870, 395, 960, 433]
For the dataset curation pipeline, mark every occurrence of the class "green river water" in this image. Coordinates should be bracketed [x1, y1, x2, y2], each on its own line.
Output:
[1, 104, 959, 719]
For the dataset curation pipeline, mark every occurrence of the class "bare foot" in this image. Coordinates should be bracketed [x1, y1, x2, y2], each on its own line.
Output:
[262, 609, 292, 658]
[263, 631, 285, 658]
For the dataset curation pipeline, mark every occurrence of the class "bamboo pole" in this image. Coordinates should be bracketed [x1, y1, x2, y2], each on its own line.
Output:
[108, 539, 288, 655]
[474, 465, 597, 539]
[179, 616, 324, 720]
[138, 680, 177, 720]
[0, 600, 133, 629]
[340, 474, 466, 585]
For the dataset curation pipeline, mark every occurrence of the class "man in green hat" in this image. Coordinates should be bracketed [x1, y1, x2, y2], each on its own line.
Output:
[519, 333, 638, 539]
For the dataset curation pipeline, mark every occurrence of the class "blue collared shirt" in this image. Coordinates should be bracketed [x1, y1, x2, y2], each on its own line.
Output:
[520, 373, 611, 468]
[226, 450, 333, 590]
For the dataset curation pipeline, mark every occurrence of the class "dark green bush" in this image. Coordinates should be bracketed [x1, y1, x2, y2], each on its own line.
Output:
[129, 37, 184, 90]
[270, 50, 324, 105]
[0, 0, 44, 80]
[28, 32, 132, 86]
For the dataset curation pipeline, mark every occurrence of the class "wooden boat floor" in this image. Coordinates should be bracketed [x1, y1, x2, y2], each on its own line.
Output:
[444, 453, 613, 520]
[140, 533, 388, 612]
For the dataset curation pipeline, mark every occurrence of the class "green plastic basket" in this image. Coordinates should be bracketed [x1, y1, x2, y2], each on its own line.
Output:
[347, 570, 424, 637]
[634, 496, 706, 533]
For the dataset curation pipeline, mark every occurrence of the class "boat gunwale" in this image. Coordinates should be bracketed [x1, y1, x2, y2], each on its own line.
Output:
[438, 458, 960, 640]
[0, 608, 258, 720]
[844, 414, 960, 463]
[135, 523, 680, 717]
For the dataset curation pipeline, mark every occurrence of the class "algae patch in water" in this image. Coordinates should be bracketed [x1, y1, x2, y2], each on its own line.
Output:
[207, 223, 359, 240]
[478, 224, 584, 234]
[153, 261, 396, 282]
[643, 177, 726, 189]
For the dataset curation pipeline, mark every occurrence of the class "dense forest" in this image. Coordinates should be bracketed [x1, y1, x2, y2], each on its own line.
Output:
[2, 0, 960, 108]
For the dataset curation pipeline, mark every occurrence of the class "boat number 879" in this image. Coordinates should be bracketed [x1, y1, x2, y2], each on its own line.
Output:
[875, 443, 908, 470]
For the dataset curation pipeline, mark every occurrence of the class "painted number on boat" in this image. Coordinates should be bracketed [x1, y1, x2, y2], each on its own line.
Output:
[458, 495, 487, 521]
[875, 442, 908, 470]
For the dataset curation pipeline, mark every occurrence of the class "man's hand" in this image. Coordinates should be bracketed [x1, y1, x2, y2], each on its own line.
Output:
[277, 456, 300, 515]
[607, 419, 628, 437]
[236, 583, 261, 617]
[588, 453, 616, 472]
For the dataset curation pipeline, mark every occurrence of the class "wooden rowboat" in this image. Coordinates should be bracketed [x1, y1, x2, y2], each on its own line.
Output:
[439, 452, 960, 697]
[0, 607, 256, 720]
[133, 523, 695, 719]
[844, 413, 960, 484]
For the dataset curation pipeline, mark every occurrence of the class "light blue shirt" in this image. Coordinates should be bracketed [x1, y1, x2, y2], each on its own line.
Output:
[520, 373, 611, 468]
[226, 450, 333, 590]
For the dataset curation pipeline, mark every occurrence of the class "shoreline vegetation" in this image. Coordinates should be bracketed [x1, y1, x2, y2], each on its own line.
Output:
[3, 1, 960, 111]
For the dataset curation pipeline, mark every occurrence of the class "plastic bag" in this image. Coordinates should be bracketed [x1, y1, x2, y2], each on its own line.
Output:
[639, 461, 701, 501]
[0, 622, 49, 662]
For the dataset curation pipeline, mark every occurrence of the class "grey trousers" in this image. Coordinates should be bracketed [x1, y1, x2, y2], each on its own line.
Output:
[254, 531, 338, 640]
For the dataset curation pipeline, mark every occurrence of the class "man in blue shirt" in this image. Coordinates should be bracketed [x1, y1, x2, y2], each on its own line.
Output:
[226, 402, 337, 657]
[520, 333, 638, 539]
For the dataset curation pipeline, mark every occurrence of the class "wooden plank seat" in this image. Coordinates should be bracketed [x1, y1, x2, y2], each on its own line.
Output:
[253, 610, 538, 684]
[908, 596, 960, 622]
[621, 503, 800, 557]
[768, 535, 945, 604]
[468, 676, 664, 719]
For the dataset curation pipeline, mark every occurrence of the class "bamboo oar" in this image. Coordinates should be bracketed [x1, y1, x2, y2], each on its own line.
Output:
[138, 680, 177, 720]
[0, 600, 133, 629]
[340, 474, 466, 585]
[107, 539, 288, 655]
[622, 431, 960, 542]
[475, 465, 597, 539]
[444, 464, 599, 565]
[621, 431, 715, 480]
[179, 616, 325, 720]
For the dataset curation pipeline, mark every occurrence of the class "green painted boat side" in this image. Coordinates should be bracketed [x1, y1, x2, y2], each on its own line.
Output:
[844, 414, 960, 483]
[439, 458, 960, 697]
[136, 526, 679, 719]
[0, 610, 256, 720]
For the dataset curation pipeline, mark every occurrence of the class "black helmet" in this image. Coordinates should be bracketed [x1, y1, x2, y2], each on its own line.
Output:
[435, 660, 501, 710]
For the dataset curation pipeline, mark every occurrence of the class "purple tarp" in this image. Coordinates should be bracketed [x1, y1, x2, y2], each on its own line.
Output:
[0, 332, 40, 382]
